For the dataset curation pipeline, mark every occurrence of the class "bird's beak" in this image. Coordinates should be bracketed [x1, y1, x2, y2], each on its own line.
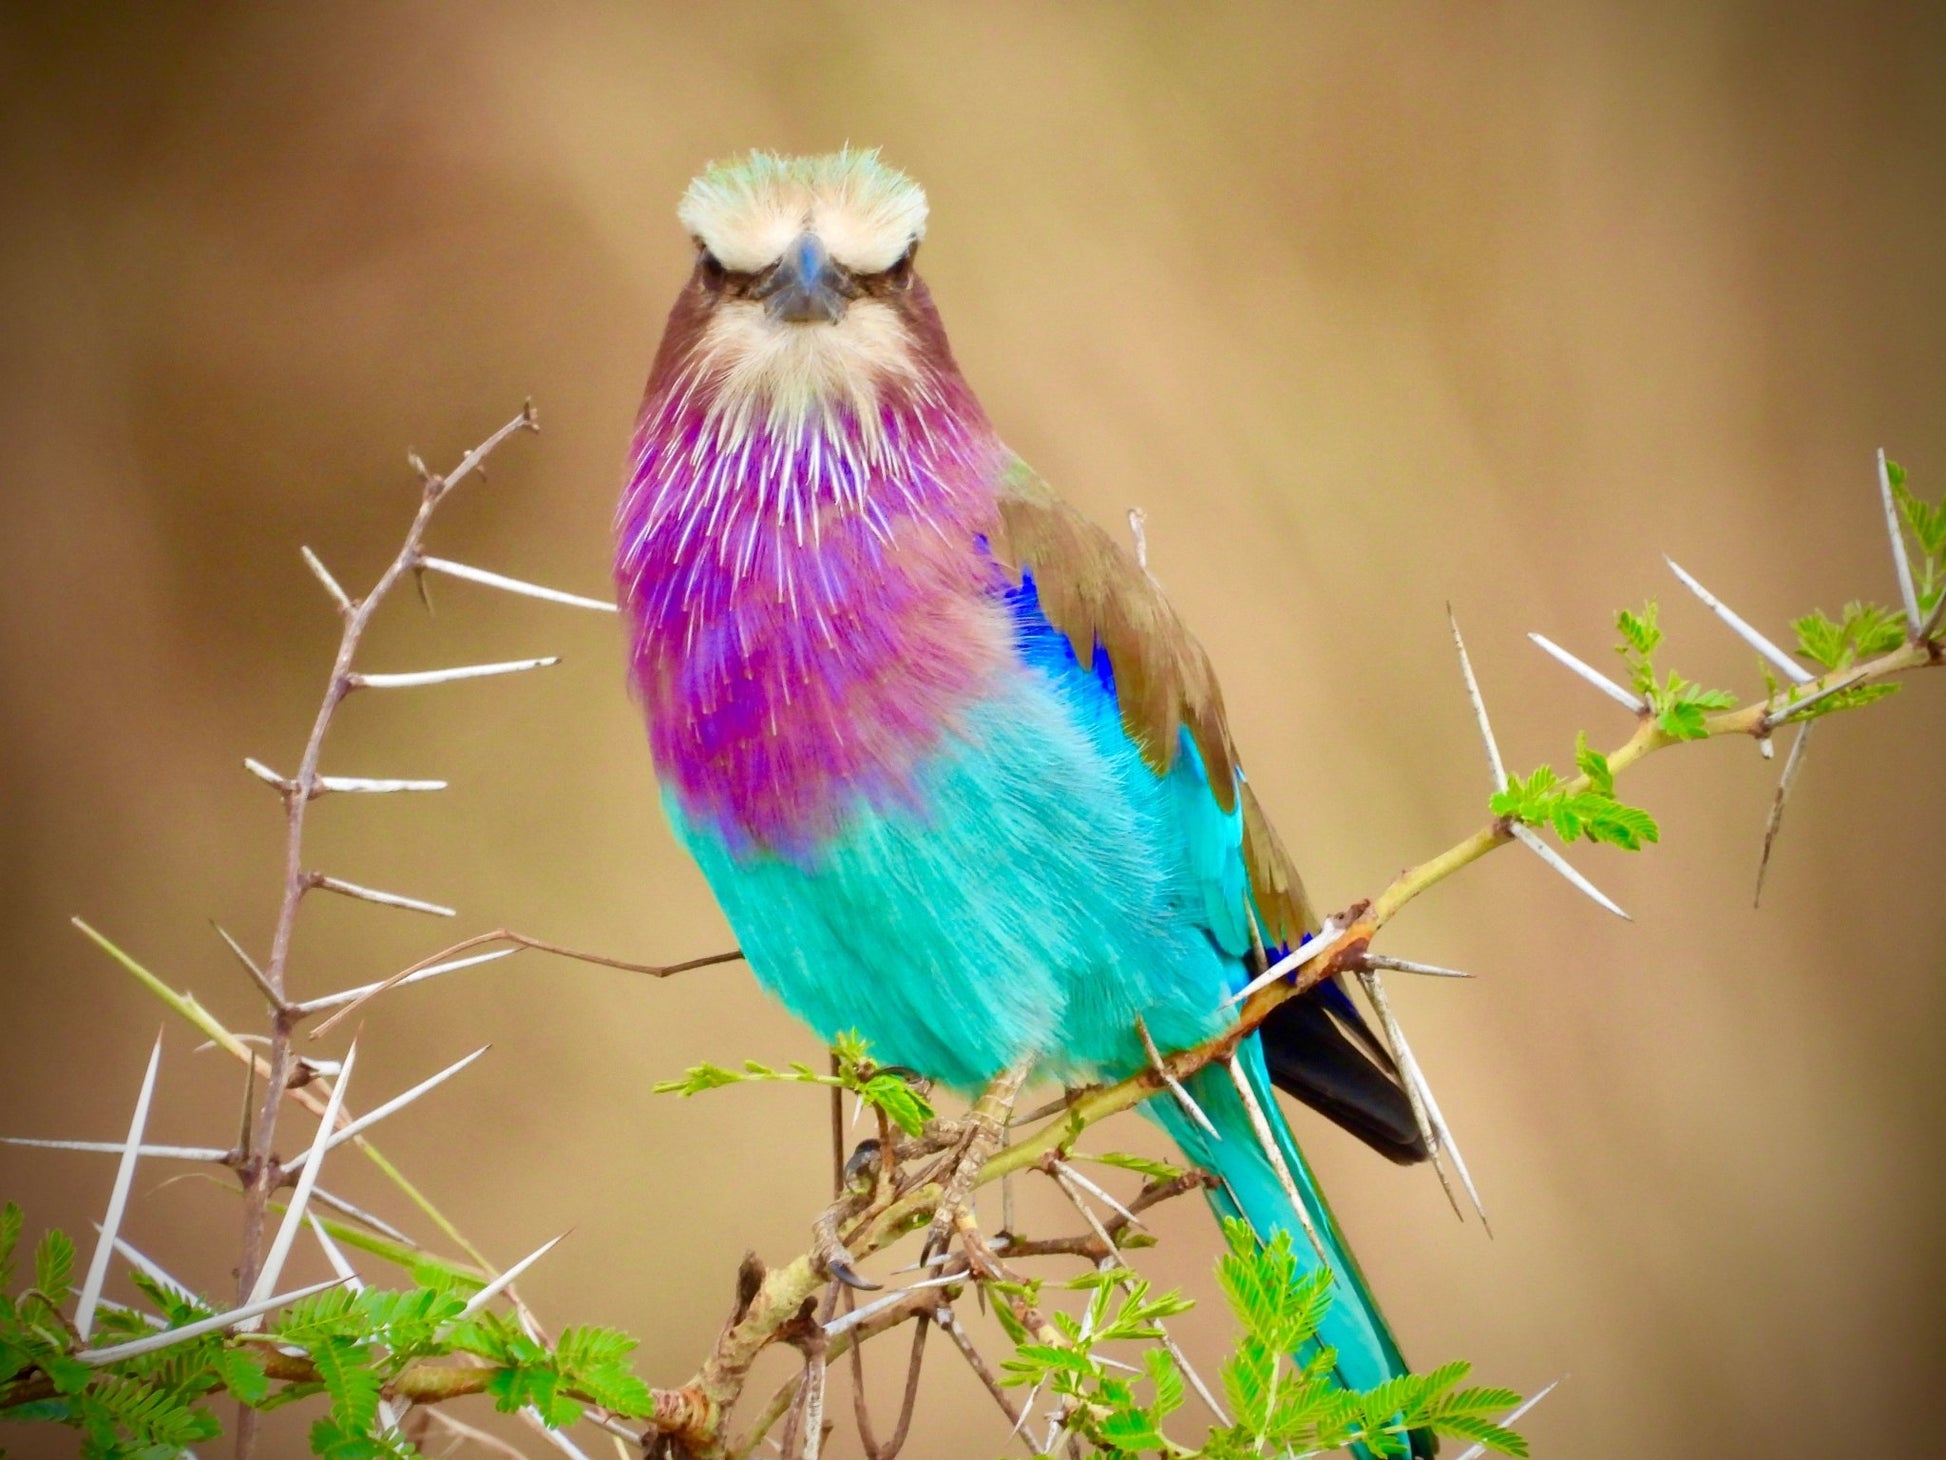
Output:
[754, 232, 852, 324]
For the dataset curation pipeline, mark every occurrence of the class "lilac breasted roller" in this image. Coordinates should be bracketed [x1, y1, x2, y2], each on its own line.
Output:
[615, 151, 1432, 1452]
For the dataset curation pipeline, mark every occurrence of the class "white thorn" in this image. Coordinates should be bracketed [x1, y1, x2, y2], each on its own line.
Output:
[458, 1232, 568, 1319]
[1049, 1166, 1126, 1272]
[1448, 608, 1508, 790]
[1663, 558, 1812, 684]
[213, 922, 282, 1009]
[1223, 1057, 1330, 1263]
[1919, 585, 1945, 644]
[889, 1251, 956, 1275]
[1359, 972, 1488, 1230]
[311, 875, 456, 918]
[283, 1046, 489, 1175]
[1754, 721, 1817, 907]
[290, 948, 517, 1015]
[1362, 954, 1474, 980]
[1162, 1330, 1229, 1425]
[1222, 920, 1341, 1007]
[1527, 633, 1646, 713]
[1009, 1379, 1044, 1439]
[821, 1271, 962, 1338]
[1051, 1160, 1144, 1228]
[5, 1138, 227, 1161]
[1763, 666, 1870, 728]
[301, 546, 353, 614]
[417, 556, 618, 613]
[74, 1033, 164, 1340]
[794, 1353, 827, 1460]
[349, 656, 560, 689]
[1136, 1017, 1218, 1139]
[1878, 449, 1923, 634]
[1452, 1377, 1564, 1460]
[315, 775, 449, 794]
[1511, 823, 1630, 919]
[103, 1232, 195, 1302]
[308, 1186, 411, 1245]
[243, 757, 288, 789]
[1403, 1050, 1486, 1230]
[249, 1040, 358, 1309]
[78, 1276, 349, 1365]
[307, 1215, 364, 1290]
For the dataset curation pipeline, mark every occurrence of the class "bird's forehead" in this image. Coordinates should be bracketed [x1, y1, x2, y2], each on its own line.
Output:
[679, 150, 928, 277]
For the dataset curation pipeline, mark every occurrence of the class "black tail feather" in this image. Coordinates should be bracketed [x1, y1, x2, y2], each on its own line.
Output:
[1258, 987, 1429, 1166]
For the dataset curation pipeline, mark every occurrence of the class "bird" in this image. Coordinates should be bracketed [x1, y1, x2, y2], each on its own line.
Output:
[615, 150, 1433, 1452]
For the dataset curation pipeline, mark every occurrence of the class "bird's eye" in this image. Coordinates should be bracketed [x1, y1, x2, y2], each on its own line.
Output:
[698, 249, 727, 287]
[882, 243, 916, 290]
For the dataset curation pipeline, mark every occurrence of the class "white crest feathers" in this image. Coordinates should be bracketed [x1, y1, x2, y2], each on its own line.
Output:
[679, 150, 928, 275]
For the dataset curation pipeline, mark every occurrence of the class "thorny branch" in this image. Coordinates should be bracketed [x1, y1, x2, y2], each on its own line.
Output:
[17, 422, 1940, 1460]
[984, 640, 1941, 1190]
[236, 404, 542, 1330]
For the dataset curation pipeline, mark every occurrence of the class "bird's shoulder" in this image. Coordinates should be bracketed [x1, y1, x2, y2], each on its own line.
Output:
[984, 459, 1314, 946]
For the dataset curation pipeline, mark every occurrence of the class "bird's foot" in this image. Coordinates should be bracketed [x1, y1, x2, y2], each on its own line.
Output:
[950, 1209, 1019, 1286]
[920, 1059, 1033, 1272]
[812, 1193, 880, 1291]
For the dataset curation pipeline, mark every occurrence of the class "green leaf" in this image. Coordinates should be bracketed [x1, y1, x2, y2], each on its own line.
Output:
[1796, 600, 1907, 673]
[79, 1374, 221, 1448]
[0, 1202, 21, 1288]
[1095, 1406, 1167, 1451]
[34, 1229, 75, 1309]
[310, 1336, 383, 1435]
[1781, 681, 1901, 723]
[1578, 799, 1660, 851]
[43, 1352, 95, 1397]
[652, 1062, 746, 1096]
[555, 1326, 654, 1415]
[1617, 602, 1662, 659]
[1144, 1345, 1185, 1420]
[554, 1324, 636, 1370]
[1074, 1151, 1187, 1182]
[1794, 610, 1845, 670]
[273, 1285, 363, 1343]
[487, 1361, 582, 1427]
[1648, 672, 1737, 741]
[214, 1346, 270, 1407]
[309, 1413, 414, 1459]
[1573, 734, 1613, 796]
[1656, 699, 1707, 740]
[858, 1072, 934, 1136]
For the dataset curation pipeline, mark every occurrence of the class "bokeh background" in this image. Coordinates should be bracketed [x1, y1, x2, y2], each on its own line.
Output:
[3, 5, 1942, 1457]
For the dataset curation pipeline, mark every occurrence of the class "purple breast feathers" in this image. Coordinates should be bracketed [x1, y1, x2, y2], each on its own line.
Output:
[616, 373, 1008, 855]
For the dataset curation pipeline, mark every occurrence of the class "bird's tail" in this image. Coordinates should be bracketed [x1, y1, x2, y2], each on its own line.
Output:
[1147, 1032, 1435, 1458]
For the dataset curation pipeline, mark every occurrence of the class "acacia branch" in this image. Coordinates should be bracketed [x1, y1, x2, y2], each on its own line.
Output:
[236, 403, 541, 1331]
[983, 635, 1940, 1184]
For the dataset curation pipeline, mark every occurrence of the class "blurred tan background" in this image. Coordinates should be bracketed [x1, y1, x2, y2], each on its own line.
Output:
[3, 5, 1943, 1457]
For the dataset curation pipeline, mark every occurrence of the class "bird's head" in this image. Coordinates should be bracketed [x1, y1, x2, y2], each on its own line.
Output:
[654, 150, 949, 432]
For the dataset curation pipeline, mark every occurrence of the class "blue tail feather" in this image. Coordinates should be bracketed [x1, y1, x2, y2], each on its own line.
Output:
[1147, 1034, 1435, 1458]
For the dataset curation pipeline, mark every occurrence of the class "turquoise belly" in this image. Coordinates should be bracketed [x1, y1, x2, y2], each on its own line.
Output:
[663, 673, 1238, 1092]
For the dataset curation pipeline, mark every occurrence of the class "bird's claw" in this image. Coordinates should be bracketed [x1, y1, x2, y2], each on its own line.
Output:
[825, 1251, 881, 1291]
[842, 1137, 883, 1193]
[812, 1193, 881, 1291]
